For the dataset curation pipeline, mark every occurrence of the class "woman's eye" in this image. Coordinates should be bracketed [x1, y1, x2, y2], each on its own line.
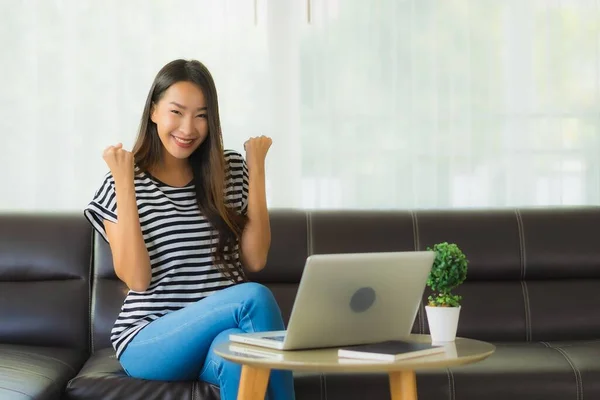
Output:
[196, 114, 207, 119]
[170, 110, 181, 115]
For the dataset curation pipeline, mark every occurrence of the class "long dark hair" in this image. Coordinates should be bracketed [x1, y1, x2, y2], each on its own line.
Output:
[133, 59, 247, 282]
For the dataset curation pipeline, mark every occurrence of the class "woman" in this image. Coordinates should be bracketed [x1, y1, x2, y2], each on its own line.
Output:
[84, 59, 295, 399]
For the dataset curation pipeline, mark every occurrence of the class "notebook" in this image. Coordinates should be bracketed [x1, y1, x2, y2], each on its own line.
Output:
[228, 345, 285, 361]
[338, 340, 445, 361]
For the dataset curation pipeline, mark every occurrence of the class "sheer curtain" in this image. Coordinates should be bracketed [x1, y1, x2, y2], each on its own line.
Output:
[1, 0, 599, 211]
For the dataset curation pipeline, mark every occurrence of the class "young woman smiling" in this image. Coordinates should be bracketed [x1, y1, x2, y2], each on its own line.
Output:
[84, 59, 295, 400]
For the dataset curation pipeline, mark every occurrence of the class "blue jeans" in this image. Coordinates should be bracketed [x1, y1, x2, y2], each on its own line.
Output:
[119, 282, 296, 400]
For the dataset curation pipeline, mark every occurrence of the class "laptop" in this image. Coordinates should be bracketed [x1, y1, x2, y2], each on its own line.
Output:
[229, 251, 435, 351]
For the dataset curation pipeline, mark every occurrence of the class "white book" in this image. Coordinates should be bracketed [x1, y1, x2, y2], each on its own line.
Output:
[228, 345, 285, 360]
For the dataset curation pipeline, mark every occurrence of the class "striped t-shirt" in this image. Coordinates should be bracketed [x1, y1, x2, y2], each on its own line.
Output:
[84, 149, 249, 358]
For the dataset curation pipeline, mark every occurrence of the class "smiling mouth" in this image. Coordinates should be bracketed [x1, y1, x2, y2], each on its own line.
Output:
[172, 135, 195, 144]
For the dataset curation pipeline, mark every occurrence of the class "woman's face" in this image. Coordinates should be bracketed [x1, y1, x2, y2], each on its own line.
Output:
[151, 81, 209, 161]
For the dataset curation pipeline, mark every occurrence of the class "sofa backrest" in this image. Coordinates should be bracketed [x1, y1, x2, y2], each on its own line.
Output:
[414, 207, 600, 342]
[245, 210, 422, 333]
[90, 235, 129, 351]
[0, 214, 91, 351]
[249, 208, 600, 342]
[89, 207, 600, 351]
[89, 210, 421, 351]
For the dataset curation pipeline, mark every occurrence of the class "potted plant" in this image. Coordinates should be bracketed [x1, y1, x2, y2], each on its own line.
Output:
[425, 242, 468, 342]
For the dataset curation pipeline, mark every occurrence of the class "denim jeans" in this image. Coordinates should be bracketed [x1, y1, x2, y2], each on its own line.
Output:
[119, 282, 296, 400]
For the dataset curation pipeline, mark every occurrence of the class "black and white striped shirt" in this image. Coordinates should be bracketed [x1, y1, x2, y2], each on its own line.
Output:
[84, 150, 249, 358]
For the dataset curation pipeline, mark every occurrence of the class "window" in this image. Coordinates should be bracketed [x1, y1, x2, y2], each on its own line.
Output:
[1, 0, 598, 210]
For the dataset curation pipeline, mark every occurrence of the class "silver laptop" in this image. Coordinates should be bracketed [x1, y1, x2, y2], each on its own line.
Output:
[229, 251, 435, 350]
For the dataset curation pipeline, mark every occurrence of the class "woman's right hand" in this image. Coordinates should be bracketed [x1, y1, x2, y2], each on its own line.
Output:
[103, 143, 134, 185]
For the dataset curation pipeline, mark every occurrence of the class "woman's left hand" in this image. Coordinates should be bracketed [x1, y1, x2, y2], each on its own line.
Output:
[244, 135, 272, 169]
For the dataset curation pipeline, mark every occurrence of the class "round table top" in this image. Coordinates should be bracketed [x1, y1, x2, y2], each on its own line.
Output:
[214, 334, 495, 373]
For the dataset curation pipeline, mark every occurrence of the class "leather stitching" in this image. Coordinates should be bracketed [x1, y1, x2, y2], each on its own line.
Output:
[520, 281, 532, 342]
[191, 381, 196, 400]
[0, 350, 76, 374]
[322, 373, 328, 400]
[516, 209, 532, 341]
[524, 281, 532, 341]
[306, 211, 313, 256]
[451, 369, 456, 400]
[446, 368, 456, 400]
[547, 344, 583, 400]
[0, 386, 34, 399]
[410, 210, 420, 251]
[0, 365, 55, 380]
[520, 280, 527, 341]
[411, 211, 424, 333]
[515, 208, 526, 279]
[446, 369, 451, 400]
[545, 339, 600, 348]
[0, 365, 60, 395]
[89, 231, 95, 354]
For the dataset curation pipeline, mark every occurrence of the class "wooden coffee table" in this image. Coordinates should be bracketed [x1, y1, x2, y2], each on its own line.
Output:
[215, 334, 495, 400]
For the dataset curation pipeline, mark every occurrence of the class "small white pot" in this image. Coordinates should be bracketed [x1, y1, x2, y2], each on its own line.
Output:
[425, 305, 461, 342]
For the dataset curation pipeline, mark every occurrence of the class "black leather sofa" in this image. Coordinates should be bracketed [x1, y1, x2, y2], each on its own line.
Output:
[2, 207, 600, 399]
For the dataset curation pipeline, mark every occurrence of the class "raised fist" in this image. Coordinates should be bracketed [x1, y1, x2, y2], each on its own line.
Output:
[244, 135, 272, 168]
[103, 143, 135, 185]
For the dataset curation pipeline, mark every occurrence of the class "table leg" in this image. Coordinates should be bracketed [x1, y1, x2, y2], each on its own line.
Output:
[389, 370, 417, 400]
[237, 364, 271, 400]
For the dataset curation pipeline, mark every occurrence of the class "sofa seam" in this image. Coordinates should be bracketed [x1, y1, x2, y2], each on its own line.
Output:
[0, 350, 76, 374]
[89, 231, 95, 354]
[552, 347, 583, 400]
[515, 208, 526, 280]
[321, 373, 327, 400]
[0, 366, 55, 379]
[0, 386, 34, 399]
[525, 281, 532, 341]
[410, 210, 424, 333]
[446, 369, 451, 400]
[516, 209, 532, 342]
[545, 343, 583, 400]
[521, 210, 528, 278]
[520, 281, 532, 342]
[192, 381, 197, 400]
[410, 210, 420, 251]
[547, 339, 600, 348]
[0, 365, 61, 394]
[565, 347, 584, 400]
[446, 368, 455, 400]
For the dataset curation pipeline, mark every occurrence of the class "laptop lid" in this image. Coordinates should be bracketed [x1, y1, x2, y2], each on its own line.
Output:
[281, 251, 435, 350]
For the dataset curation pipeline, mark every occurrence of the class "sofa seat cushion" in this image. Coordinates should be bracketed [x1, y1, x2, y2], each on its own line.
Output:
[0, 344, 85, 400]
[324, 341, 600, 400]
[64, 348, 217, 400]
[65, 348, 324, 400]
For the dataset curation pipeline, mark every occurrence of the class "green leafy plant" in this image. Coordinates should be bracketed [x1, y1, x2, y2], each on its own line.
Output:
[426, 242, 468, 307]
